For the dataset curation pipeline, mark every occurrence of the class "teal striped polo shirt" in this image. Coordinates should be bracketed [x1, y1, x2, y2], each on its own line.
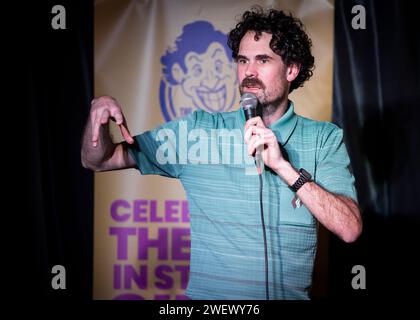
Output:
[127, 101, 357, 300]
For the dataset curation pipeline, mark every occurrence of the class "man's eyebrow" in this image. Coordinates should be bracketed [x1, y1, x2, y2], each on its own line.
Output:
[255, 54, 272, 60]
[235, 54, 248, 61]
[235, 54, 273, 61]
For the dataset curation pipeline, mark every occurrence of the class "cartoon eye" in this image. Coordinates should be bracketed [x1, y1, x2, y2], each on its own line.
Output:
[215, 60, 223, 73]
[193, 64, 202, 77]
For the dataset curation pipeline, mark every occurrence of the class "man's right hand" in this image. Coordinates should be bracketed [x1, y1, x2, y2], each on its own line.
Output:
[82, 95, 137, 172]
[90, 95, 134, 147]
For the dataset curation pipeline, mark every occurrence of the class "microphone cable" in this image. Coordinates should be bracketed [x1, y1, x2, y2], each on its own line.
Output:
[257, 164, 269, 300]
[241, 92, 269, 299]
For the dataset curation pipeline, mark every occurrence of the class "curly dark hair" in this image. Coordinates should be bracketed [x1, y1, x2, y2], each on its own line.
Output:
[227, 6, 315, 92]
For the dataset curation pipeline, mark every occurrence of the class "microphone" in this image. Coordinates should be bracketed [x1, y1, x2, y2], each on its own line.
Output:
[240, 93, 264, 174]
[241, 92, 259, 120]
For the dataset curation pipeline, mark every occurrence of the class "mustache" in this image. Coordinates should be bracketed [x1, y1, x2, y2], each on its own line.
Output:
[241, 77, 265, 89]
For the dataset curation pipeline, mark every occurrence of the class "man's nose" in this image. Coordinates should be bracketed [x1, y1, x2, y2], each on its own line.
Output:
[245, 62, 258, 78]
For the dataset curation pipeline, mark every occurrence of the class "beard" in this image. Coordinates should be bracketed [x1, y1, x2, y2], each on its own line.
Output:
[239, 77, 285, 118]
[260, 95, 284, 118]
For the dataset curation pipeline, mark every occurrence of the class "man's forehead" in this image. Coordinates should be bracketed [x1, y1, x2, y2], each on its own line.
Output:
[238, 31, 276, 56]
[241, 31, 273, 43]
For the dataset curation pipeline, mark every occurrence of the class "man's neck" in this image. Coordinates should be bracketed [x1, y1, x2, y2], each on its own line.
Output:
[261, 98, 289, 126]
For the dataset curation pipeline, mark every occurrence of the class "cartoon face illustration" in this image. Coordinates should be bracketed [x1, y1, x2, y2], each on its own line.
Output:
[160, 21, 238, 121]
[171, 42, 237, 113]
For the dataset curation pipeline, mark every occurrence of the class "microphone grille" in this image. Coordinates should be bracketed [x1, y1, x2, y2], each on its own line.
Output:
[240, 92, 258, 110]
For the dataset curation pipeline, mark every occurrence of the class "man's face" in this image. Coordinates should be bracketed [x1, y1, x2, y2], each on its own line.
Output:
[236, 31, 290, 106]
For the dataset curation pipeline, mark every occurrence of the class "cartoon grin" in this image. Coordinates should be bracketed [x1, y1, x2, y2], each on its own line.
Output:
[196, 84, 227, 112]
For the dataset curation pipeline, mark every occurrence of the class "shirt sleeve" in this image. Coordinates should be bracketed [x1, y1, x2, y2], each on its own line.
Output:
[127, 111, 199, 179]
[315, 123, 358, 203]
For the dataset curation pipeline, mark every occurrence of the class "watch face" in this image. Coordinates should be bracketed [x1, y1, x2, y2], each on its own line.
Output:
[300, 168, 312, 180]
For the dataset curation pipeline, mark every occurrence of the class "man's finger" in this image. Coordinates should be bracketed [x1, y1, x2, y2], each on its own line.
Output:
[92, 115, 101, 147]
[114, 112, 124, 125]
[244, 126, 256, 144]
[90, 108, 96, 126]
[253, 136, 266, 151]
[247, 135, 265, 156]
[244, 116, 265, 131]
[245, 126, 270, 144]
[100, 109, 110, 124]
[110, 108, 124, 125]
[254, 126, 274, 140]
[91, 109, 99, 147]
[90, 109, 97, 136]
[247, 135, 258, 155]
[119, 123, 134, 144]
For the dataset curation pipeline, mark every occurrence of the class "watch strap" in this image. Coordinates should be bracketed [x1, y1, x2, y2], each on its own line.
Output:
[289, 168, 311, 192]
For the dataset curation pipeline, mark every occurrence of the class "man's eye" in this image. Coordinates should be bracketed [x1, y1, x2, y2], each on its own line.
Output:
[260, 59, 269, 64]
[238, 59, 247, 64]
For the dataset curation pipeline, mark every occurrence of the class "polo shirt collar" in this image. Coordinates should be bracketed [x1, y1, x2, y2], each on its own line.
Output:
[239, 100, 298, 146]
[269, 100, 298, 146]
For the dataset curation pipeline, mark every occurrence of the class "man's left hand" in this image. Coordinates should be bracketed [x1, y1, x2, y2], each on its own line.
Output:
[244, 116, 284, 171]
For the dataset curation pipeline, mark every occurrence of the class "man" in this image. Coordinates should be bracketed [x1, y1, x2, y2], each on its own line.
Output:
[82, 7, 362, 299]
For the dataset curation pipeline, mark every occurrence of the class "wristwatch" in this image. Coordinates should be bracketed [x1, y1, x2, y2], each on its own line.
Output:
[289, 168, 312, 192]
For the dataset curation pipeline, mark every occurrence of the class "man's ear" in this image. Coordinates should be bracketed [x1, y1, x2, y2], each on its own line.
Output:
[171, 63, 185, 84]
[286, 63, 300, 82]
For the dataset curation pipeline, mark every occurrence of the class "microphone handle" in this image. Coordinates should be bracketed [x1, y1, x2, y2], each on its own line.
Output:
[244, 108, 257, 121]
[243, 106, 264, 174]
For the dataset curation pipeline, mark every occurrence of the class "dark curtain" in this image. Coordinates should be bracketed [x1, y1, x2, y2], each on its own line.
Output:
[23, 0, 94, 300]
[330, 0, 420, 299]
